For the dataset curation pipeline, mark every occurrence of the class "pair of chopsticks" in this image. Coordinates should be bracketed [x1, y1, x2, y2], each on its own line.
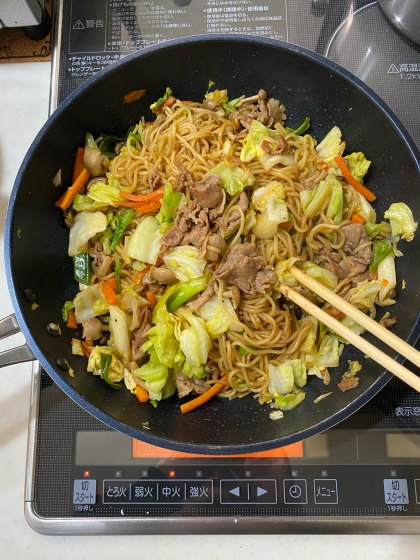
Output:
[279, 266, 420, 393]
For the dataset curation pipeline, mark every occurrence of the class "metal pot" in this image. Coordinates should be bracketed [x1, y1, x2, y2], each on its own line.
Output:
[379, 0, 420, 45]
[4, 35, 420, 455]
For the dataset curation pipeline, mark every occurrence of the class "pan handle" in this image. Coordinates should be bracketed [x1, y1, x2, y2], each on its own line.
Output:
[0, 314, 36, 367]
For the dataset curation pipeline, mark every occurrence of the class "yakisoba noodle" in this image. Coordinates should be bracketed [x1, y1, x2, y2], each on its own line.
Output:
[59, 87, 416, 414]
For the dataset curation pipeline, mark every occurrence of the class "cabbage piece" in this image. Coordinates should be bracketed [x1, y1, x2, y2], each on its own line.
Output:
[163, 245, 206, 282]
[205, 89, 228, 104]
[355, 190, 377, 223]
[207, 162, 255, 196]
[240, 120, 285, 163]
[134, 349, 169, 401]
[273, 389, 306, 411]
[87, 182, 125, 207]
[73, 284, 103, 323]
[274, 257, 300, 287]
[221, 94, 245, 115]
[258, 152, 296, 172]
[377, 253, 397, 305]
[156, 182, 183, 225]
[308, 366, 331, 385]
[300, 261, 338, 289]
[87, 347, 124, 383]
[251, 181, 289, 239]
[299, 316, 319, 356]
[288, 359, 307, 388]
[127, 216, 163, 265]
[124, 368, 138, 394]
[109, 305, 132, 362]
[268, 363, 294, 396]
[299, 175, 332, 219]
[325, 176, 344, 224]
[316, 334, 341, 368]
[198, 295, 240, 338]
[347, 279, 382, 318]
[316, 126, 345, 165]
[68, 211, 107, 257]
[177, 307, 212, 367]
[182, 362, 207, 379]
[344, 360, 362, 378]
[73, 194, 107, 213]
[341, 315, 365, 336]
[344, 152, 371, 183]
[384, 202, 418, 242]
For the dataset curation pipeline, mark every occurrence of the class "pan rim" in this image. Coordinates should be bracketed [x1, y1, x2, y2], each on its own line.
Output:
[5, 33, 420, 454]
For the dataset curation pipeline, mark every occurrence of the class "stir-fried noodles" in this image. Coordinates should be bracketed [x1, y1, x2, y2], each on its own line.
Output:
[57, 87, 417, 413]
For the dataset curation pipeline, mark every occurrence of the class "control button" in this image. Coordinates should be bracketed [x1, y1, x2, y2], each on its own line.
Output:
[249, 480, 277, 504]
[131, 481, 159, 503]
[73, 479, 96, 505]
[185, 481, 213, 504]
[314, 479, 338, 504]
[220, 480, 249, 504]
[103, 480, 131, 503]
[415, 480, 420, 504]
[158, 481, 186, 502]
[383, 479, 409, 505]
[283, 479, 307, 505]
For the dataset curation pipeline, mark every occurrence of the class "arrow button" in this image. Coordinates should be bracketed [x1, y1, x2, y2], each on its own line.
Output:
[257, 486, 268, 497]
[229, 486, 241, 497]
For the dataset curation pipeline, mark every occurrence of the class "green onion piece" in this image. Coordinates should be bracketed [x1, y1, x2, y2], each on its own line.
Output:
[73, 253, 91, 285]
[99, 352, 122, 390]
[166, 277, 209, 313]
[62, 301, 75, 322]
[85, 132, 99, 149]
[369, 240, 394, 273]
[110, 209, 135, 251]
[150, 87, 172, 111]
[285, 117, 311, 136]
[364, 221, 392, 240]
[115, 258, 122, 295]
[221, 95, 245, 115]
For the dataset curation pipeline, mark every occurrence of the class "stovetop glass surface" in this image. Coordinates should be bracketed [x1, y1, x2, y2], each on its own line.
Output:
[34, 0, 420, 526]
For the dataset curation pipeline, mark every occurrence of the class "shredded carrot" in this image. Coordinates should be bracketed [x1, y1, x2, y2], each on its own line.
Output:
[72, 147, 85, 183]
[123, 88, 146, 104]
[133, 264, 152, 285]
[372, 270, 378, 280]
[135, 385, 149, 403]
[81, 340, 93, 358]
[55, 168, 90, 211]
[114, 199, 163, 213]
[102, 279, 118, 305]
[180, 374, 229, 414]
[107, 276, 117, 291]
[351, 213, 366, 224]
[382, 279, 389, 287]
[164, 95, 177, 107]
[279, 221, 292, 229]
[67, 309, 77, 329]
[119, 187, 164, 202]
[146, 291, 157, 309]
[334, 155, 376, 202]
[325, 308, 346, 319]
[156, 257, 163, 267]
[145, 122, 152, 127]
[214, 256, 221, 270]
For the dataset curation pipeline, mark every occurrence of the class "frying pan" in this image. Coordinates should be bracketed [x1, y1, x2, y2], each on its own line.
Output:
[3, 35, 420, 455]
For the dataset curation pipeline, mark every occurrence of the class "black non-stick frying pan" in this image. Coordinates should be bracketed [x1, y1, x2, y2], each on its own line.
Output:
[3, 35, 420, 455]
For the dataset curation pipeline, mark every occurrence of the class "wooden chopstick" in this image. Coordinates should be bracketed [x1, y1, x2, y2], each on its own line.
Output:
[290, 266, 420, 369]
[279, 284, 420, 393]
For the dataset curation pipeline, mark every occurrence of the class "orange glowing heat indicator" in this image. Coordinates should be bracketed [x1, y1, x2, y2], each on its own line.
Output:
[84, 470, 90, 477]
[169, 470, 176, 477]
[132, 440, 303, 459]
